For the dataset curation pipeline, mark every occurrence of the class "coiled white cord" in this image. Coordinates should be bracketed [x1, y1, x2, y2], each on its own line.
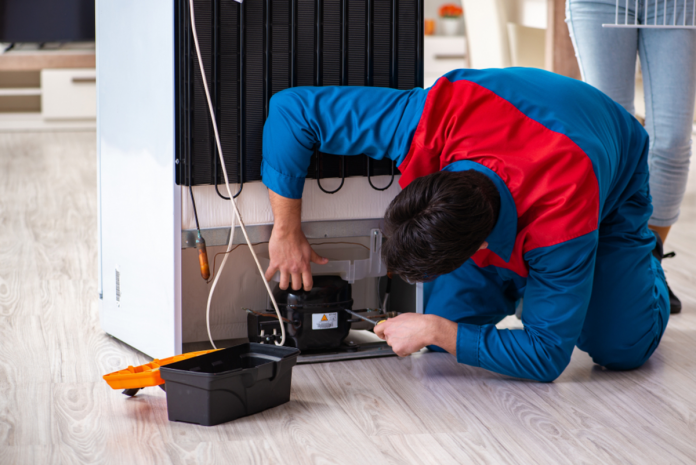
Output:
[189, 0, 286, 347]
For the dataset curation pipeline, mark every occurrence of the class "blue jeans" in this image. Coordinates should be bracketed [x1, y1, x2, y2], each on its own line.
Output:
[566, 0, 696, 227]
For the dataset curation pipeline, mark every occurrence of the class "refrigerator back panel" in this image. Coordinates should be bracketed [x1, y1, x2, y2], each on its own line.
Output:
[175, 0, 424, 189]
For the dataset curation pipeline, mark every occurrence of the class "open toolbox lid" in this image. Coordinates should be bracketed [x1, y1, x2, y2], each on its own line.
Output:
[103, 349, 220, 390]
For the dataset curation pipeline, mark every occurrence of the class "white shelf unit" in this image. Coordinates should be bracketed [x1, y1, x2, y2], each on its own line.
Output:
[0, 49, 96, 131]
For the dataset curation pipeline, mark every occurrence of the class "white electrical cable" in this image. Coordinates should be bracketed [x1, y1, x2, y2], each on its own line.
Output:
[189, 0, 286, 348]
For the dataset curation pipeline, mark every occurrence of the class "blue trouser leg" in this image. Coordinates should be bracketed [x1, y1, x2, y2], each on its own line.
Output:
[423, 260, 518, 352]
[577, 182, 670, 370]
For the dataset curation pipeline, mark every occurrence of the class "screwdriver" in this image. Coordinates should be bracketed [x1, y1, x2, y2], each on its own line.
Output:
[342, 308, 386, 326]
[189, 185, 210, 280]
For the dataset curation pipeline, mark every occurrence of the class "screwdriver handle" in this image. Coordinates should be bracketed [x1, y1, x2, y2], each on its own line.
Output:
[196, 234, 210, 280]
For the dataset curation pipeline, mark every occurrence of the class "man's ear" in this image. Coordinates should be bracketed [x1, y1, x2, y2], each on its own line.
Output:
[479, 241, 488, 250]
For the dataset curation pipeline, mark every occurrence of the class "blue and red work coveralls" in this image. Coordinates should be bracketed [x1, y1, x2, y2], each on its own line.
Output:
[261, 68, 670, 382]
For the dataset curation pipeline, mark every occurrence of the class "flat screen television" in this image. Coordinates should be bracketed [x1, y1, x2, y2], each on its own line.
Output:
[0, 0, 95, 43]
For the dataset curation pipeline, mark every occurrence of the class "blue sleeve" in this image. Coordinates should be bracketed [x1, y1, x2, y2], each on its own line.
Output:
[456, 231, 598, 382]
[261, 86, 427, 199]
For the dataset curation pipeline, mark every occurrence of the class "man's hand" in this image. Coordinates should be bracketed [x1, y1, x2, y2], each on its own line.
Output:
[265, 227, 328, 291]
[374, 313, 458, 357]
[265, 191, 328, 291]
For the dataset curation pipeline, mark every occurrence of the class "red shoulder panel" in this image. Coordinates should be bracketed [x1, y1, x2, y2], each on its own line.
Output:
[398, 78, 600, 277]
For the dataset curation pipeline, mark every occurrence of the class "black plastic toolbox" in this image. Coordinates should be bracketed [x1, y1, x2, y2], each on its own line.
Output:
[159, 343, 300, 426]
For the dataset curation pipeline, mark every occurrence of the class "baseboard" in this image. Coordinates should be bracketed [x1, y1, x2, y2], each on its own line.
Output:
[0, 112, 96, 131]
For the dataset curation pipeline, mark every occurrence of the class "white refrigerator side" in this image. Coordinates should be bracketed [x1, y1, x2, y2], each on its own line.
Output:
[97, 0, 182, 359]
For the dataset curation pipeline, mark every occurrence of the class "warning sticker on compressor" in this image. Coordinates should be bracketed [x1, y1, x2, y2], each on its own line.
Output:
[312, 312, 339, 330]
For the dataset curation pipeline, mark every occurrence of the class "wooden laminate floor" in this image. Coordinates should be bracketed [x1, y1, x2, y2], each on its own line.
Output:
[1, 132, 696, 465]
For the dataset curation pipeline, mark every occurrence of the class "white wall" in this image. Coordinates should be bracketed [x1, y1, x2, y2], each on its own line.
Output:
[424, 0, 547, 33]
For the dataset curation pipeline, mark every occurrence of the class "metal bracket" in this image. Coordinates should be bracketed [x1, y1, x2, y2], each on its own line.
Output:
[182, 218, 385, 248]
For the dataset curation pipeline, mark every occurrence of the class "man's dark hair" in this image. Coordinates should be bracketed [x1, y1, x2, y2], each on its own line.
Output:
[382, 170, 500, 283]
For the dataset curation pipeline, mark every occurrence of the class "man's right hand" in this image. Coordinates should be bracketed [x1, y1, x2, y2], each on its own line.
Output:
[265, 190, 328, 291]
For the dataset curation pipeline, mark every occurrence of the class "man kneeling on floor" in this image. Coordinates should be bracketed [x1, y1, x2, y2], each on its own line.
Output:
[260, 68, 672, 383]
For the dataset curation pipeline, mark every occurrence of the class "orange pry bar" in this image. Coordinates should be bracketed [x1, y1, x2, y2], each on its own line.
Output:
[103, 349, 220, 390]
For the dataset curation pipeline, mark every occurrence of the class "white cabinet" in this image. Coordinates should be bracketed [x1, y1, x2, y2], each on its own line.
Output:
[424, 36, 467, 88]
[41, 68, 96, 120]
[0, 50, 96, 131]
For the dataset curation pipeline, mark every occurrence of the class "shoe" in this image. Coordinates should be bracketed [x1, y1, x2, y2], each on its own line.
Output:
[661, 252, 681, 314]
[651, 231, 664, 261]
[650, 231, 681, 314]
[668, 285, 682, 314]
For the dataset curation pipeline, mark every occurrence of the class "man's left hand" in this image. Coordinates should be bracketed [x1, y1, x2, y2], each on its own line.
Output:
[374, 313, 457, 357]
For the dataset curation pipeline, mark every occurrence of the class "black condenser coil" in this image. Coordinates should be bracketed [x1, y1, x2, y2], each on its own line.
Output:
[175, 0, 424, 195]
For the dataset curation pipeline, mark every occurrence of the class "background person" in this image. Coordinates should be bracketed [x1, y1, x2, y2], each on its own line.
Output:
[566, 0, 696, 313]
